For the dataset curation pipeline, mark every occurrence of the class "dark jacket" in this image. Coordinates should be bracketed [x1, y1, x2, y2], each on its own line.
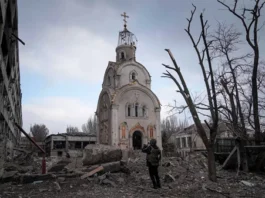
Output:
[142, 144, 161, 166]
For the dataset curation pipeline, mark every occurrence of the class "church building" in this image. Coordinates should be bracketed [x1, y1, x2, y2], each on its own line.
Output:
[96, 13, 162, 150]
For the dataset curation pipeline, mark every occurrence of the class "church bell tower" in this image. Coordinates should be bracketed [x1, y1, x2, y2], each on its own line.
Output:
[116, 12, 138, 62]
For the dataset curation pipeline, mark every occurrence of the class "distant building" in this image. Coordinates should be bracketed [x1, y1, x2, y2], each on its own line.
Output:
[174, 122, 255, 157]
[45, 132, 96, 157]
[0, 0, 23, 170]
[175, 124, 209, 157]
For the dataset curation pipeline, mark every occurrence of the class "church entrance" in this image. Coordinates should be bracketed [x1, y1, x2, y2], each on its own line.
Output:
[133, 131, 142, 150]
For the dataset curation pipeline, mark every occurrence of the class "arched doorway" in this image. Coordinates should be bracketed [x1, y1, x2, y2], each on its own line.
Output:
[133, 131, 142, 150]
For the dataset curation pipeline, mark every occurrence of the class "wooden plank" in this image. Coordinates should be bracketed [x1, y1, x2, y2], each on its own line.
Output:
[80, 166, 104, 179]
[221, 146, 237, 170]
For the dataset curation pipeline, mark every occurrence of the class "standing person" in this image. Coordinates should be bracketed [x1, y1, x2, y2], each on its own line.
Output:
[142, 138, 161, 189]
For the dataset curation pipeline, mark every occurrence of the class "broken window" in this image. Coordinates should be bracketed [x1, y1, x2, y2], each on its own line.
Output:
[83, 142, 90, 148]
[121, 52, 125, 59]
[57, 151, 63, 157]
[53, 141, 65, 149]
[182, 137, 186, 148]
[188, 137, 192, 148]
[132, 72, 135, 80]
[75, 142, 82, 149]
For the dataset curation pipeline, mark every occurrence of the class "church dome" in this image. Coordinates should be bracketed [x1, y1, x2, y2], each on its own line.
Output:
[117, 27, 137, 48]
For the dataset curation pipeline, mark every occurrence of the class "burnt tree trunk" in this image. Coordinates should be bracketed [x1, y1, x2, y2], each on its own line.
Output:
[207, 145, 217, 181]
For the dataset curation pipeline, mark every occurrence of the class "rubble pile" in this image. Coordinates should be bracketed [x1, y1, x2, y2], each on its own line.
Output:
[1, 148, 265, 197]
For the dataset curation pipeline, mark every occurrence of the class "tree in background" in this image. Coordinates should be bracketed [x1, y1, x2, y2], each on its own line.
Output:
[161, 115, 188, 145]
[30, 124, 49, 142]
[217, 0, 265, 144]
[66, 126, 79, 133]
[82, 115, 97, 135]
[161, 115, 188, 155]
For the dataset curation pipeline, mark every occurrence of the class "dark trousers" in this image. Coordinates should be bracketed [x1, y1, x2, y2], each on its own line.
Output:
[148, 165, 161, 188]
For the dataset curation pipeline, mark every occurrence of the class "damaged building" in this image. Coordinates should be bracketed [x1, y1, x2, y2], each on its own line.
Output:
[174, 122, 255, 157]
[0, 0, 23, 172]
[96, 13, 162, 151]
[45, 132, 96, 157]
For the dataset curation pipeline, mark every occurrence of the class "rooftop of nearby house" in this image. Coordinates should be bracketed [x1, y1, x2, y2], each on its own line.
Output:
[45, 132, 96, 140]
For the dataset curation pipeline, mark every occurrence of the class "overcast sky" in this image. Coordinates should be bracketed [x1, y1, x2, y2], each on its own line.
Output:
[17, 0, 265, 134]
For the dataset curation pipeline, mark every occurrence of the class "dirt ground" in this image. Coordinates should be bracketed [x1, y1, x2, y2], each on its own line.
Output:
[1, 152, 265, 198]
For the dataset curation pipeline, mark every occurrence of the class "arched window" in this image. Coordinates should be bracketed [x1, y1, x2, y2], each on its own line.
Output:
[129, 71, 137, 81]
[142, 106, 146, 117]
[132, 72, 136, 80]
[122, 126, 126, 138]
[128, 105, 131, 116]
[121, 52, 125, 60]
[135, 103, 139, 117]
[108, 76, 111, 85]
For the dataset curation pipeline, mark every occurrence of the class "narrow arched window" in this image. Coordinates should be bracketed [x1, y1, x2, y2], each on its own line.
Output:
[132, 72, 136, 80]
[108, 76, 111, 85]
[121, 52, 125, 59]
[128, 105, 131, 116]
[122, 126, 126, 138]
[142, 106, 146, 117]
[135, 103, 138, 117]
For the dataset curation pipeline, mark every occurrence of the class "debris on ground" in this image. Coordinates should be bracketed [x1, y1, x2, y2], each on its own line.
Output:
[1, 149, 265, 197]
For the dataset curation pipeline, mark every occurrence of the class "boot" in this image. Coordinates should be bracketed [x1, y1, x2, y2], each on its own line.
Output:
[151, 179, 157, 189]
[156, 179, 161, 188]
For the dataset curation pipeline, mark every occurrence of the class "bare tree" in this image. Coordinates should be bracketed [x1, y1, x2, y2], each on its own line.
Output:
[66, 126, 79, 133]
[30, 124, 49, 142]
[82, 115, 97, 135]
[162, 5, 219, 181]
[212, 22, 252, 171]
[161, 115, 188, 144]
[217, 0, 265, 144]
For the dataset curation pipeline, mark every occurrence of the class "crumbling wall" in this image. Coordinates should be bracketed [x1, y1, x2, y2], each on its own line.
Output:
[5, 139, 14, 161]
[83, 144, 122, 166]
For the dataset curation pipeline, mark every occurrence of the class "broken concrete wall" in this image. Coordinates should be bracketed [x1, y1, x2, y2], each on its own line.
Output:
[0, 137, 15, 178]
[83, 144, 122, 166]
[5, 139, 14, 160]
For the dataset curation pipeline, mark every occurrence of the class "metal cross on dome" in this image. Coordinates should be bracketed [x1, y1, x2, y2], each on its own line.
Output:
[121, 12, 129, 27]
